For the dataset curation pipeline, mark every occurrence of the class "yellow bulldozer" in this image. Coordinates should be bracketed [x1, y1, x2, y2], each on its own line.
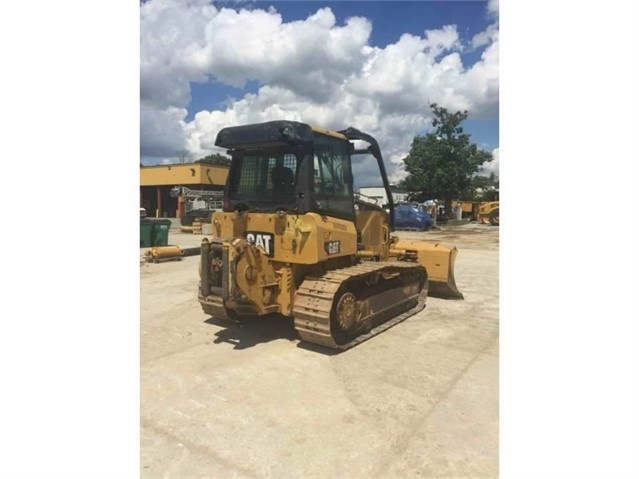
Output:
[453, 200, 499, 226]
[477, 201, 499, 226]
[198, 121, 463, 350]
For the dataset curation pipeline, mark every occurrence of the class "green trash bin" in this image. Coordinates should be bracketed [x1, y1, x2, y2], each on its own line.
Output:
[140, 218, 155, 247]
[151, 219, 171, 246]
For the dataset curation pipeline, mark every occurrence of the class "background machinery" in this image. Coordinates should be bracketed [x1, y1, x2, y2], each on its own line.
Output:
[477, 201, 499, 226]
[198, 121, 463, 349]
[170, 186, 224, 225]
[453, 196, 499, 226]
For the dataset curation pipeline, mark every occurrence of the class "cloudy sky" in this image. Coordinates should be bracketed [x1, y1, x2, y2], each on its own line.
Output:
[140, 0, 499, 187]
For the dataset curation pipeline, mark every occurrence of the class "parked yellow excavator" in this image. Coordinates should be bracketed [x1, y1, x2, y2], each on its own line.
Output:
[198, 121, 463, 349]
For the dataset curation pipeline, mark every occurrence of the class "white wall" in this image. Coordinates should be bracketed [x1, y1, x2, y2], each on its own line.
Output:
[359, 187, 386, 205]
[359, 187, 408, 206]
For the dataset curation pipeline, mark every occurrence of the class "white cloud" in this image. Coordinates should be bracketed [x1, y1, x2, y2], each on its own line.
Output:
[141, 0, 499, 187]
[480, 147, 500, 177]
[423, 24, 462, 58]
[140, 104, 188, 158]
[472, 23, 499, 49]
[140, 0, 218, 109]
[458, 32, 500, 117]
[488, 0, 499, 18]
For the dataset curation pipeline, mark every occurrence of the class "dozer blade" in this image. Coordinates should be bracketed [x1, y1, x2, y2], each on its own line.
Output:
[392, 240, 464, 299]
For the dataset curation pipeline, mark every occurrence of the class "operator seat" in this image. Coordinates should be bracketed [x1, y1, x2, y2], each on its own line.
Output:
[271, 166, 295, 195]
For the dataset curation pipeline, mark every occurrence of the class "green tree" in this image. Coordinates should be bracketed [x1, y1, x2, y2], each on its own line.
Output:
[195, 153, 231, 166]
[401, 103, 493, 217]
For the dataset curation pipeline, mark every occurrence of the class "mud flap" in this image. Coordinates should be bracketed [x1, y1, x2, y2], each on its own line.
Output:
[392, 240, 464, 299]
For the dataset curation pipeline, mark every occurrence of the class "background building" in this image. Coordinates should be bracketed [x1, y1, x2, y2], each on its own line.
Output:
[140, 163, 229, 218]
[358, 185, 409, 207]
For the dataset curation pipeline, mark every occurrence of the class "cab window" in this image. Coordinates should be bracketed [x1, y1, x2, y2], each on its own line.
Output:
[312, 133, 354, 220]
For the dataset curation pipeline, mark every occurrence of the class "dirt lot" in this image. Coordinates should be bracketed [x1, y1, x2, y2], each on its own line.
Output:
[140, 222, 499, 478]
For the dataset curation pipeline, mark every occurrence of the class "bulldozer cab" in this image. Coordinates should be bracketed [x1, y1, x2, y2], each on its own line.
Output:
[220, 121, 359, 224]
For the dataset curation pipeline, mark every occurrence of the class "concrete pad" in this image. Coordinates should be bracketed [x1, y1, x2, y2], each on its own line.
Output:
[141, 224, 499, 478]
